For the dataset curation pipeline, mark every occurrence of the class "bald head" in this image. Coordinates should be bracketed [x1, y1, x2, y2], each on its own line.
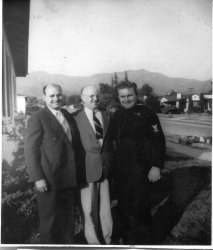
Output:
[43, 83, 63, 110]
[81, 85, 98, 95]
[81, 85, 99, 110]
[43, 83, 62, 95]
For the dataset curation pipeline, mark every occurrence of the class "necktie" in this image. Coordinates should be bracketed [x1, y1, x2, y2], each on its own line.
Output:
[93, 111, 103, 140]
[56, 111, 72, 141]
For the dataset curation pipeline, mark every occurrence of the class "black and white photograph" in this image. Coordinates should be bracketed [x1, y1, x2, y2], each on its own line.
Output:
[2, 0, 212, 247]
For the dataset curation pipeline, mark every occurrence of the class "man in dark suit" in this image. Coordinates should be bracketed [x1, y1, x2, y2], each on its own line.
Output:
[24, 83, 86, 244]
[74, 85, 113, 245]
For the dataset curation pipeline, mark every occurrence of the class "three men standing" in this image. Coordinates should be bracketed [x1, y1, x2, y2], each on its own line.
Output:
[25, 81, 165, 245]
[24, 84, 86, 243]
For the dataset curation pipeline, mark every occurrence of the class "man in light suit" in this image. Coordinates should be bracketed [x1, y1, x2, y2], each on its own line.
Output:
[74, 85, 113, 245]
[24, 83, 86, 244]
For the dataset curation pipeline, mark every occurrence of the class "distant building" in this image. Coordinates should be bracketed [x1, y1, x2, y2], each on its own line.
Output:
[203, 94, 212, 111]
[191, 94, 200, 101]
[191, 94, 200, 110]
[160, 92, 212, 113]
[160, 92, 187, 111]
[190, 94, 212, 113]
[17, 94, 27, 114]
[160, 95, 177, 106]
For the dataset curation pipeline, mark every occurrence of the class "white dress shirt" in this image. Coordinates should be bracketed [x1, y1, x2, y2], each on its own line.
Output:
[84, 107, 103, 146]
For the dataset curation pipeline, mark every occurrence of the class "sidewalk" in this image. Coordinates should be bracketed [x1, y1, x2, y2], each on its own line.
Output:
[166, 141, 212, 163]
[159, 114, 212, 126]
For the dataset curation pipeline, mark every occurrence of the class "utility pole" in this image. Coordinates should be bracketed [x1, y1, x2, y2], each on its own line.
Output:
[112, 72, 119, 87]
[124, 71, 128, 81]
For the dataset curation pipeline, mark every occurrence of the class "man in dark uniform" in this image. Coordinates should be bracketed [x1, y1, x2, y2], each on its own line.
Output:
[111, 81, 165, 244]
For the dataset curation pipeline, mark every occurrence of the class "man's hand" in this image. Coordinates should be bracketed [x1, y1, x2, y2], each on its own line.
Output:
[35, 179, 48, 192]
[148, 166, 161, 182]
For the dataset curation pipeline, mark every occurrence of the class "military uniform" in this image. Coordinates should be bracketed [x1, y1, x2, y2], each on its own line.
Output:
[111, 101, 166, 244]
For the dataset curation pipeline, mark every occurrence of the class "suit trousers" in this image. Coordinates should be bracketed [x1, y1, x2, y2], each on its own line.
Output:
[80, 179, 113, 245]
[36, 188, 75, 244]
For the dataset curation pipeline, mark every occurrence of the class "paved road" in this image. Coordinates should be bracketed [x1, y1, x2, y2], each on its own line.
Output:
[158, 115, 212, 162]
[159, 117, 212, 137]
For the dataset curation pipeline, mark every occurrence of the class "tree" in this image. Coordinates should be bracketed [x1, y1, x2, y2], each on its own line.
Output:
[111, 72, 119, 87]
[145, 95, 161, 113]
[66, 95, 81, 106]
[141, 83, 153, 97]
[207, 81, 212, 94]
[111, 76, 114, 86]
[98, 83, 118, 110]
[99, 83, 113, 94]
[61, 94, 67, 106]
[26, 96, 38, 107]
[26, 97, 42, 115]
[37, 98, 46, 106]
[141, 83, 160, 112]
[114, 72, 119, 85]
[200, 93, 205, 113]
[168, 90, 177, 96]
[186, 96, 193, 113]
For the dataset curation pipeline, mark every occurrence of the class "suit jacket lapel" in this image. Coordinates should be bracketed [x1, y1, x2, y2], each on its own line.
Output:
[81, 109, 97, 138]
[61, 108, 76, 143]
[79, 109, 109, 143]
[101, 111, 109, 138]
[44, 107, 68, 141]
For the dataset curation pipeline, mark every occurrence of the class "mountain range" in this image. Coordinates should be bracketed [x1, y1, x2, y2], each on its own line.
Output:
[17, 69, 212, 97]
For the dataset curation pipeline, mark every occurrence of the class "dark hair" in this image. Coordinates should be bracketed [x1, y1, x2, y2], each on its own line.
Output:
[43, 83, 62, 95]
[116, 80, 138, 96]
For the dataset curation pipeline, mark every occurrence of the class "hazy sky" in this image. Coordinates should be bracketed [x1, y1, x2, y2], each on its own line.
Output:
[28, 0, 212, 80]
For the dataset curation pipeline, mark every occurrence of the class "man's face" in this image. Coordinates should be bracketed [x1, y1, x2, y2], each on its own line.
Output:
[81, 86, 99, 110]
[118, 87, 137, 109]
[43, 86, 62, 110]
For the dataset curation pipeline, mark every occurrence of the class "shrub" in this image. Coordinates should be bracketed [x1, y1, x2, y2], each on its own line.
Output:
[2, 120, 38, 243]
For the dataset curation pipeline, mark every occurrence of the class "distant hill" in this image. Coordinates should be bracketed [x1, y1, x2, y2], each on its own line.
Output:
[17, 69, 212, 97]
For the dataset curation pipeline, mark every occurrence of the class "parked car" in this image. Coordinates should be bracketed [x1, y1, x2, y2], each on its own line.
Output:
[160, 105, 181, 114]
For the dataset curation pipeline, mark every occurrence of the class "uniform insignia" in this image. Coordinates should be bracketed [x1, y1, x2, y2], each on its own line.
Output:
[152, 124, 159, 133]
